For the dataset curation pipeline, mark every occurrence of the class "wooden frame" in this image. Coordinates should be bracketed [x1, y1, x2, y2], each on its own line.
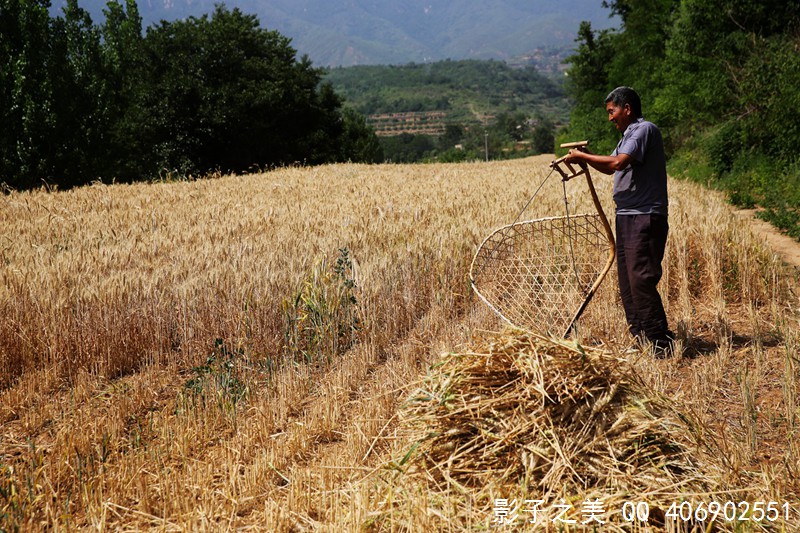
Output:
[469, 141, 616, 338]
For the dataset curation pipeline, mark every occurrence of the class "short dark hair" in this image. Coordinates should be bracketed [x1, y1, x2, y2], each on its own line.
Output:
[605, 86, 642, 118]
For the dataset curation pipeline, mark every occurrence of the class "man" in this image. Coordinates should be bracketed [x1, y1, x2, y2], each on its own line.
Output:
[565, 86, 675, 356]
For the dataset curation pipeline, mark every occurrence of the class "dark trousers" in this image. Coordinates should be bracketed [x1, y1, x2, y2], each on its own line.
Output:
[615, 214, 671, 342]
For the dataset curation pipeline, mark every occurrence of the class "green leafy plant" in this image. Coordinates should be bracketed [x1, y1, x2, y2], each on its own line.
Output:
[183, 338, 249, 413]
[283, 247, 362, 364]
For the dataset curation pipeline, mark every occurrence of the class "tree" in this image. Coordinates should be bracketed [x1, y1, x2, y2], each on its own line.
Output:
[2, 2, 380, 188]
[562, 21, 619, 153]
[494, 112, 528, 143]
[100, 0, 145, 181]
[380, 133, 435, 163]
[0, 0, 56, 189]
[135, 5, 363, 176]
[1, 0, 116, 188]
[338, 108, 383, 163]
[531, 117, 555, 154]
[48, 0, 109, 187]
[438, 124, 464, 152]
[657, 0, 800, 139]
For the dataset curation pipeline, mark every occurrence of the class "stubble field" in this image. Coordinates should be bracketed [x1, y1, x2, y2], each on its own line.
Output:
[1, 156, 798, 531]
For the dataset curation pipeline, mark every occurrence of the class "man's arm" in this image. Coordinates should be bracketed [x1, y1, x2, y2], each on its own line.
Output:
[565, 149, 632, 175]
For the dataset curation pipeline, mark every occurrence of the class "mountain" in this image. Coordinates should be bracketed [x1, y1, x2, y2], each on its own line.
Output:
[49, 0, 617, 67]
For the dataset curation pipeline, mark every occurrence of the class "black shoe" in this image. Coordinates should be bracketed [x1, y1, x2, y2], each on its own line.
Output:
[651, 336, 675, 359]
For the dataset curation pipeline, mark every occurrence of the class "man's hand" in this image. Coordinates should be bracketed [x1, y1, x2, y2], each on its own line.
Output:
[565, 148, 587, 164]
[565, 149, 631, 176]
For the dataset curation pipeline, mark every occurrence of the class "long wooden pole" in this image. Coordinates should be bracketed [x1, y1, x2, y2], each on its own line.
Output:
[550, 142, 616, 337]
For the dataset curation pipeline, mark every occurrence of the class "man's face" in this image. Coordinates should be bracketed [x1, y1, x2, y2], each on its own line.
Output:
[606, 101, 634, 132]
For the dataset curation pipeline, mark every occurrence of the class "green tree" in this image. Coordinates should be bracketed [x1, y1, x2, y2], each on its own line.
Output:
[565, 0, 800, 236]
[438, 124, 465, 152]
[338, 107, 383, 163]
[99, 0, 145, 181]
[135, 5, 361, 176]
[0, 0, 55, 189]
[494, 112, 528, 142]
[562, 21, 619, 153]
[531, 116, 555, 154]
[602, 0, 677, 93]
[2, 1, 379, 189]
[655, 0, 800, 135]
[48, 0, 109, 186]
[380, 133, 435, 163]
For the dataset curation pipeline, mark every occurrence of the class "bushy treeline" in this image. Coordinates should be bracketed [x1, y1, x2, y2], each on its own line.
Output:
[563, 0, 800, 235]
[326, 60, 562, 163]
[326, 59, 567, 123]
[0, 1, 382, 190]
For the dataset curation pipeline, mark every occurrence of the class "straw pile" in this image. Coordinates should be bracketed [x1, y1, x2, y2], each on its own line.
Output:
[398, 330, 715, 523]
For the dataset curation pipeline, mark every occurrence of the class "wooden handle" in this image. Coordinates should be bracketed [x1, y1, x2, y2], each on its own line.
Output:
[550, 156, 587, 181]
[560, 140, 589, 149]
[562, 163, 616, 337]
[551, 139, 591, 179]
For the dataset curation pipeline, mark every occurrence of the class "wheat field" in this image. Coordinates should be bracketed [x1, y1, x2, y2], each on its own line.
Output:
[1, 156, 798, 531]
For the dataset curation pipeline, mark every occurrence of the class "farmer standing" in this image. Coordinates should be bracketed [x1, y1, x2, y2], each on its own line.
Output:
[565, 86, 675, 356]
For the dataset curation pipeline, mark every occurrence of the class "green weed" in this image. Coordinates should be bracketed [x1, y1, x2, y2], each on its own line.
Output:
[182, 338, 249, 414]
[283, 247, 361, 364]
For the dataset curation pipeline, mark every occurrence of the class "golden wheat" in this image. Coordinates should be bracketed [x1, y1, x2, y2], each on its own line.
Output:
[1, 156, 798, 531]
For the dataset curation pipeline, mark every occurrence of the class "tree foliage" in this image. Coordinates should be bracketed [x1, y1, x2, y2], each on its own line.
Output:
[326, 59, 564, 163]
[0, 1, 379, 190]
[1, 0, 59, 188]
[325, 59, 567, 124]
[563, 0, 800, 235]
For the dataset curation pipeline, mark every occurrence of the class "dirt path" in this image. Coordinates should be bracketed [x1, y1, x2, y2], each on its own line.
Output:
[735, 208, 800, 268]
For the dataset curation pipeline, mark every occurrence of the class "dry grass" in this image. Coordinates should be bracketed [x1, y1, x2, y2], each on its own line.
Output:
[1, 156, 798, 531]
[391, 331, 715, 528]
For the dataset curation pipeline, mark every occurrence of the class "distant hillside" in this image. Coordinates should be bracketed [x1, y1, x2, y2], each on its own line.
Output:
[50, 0, 616, 66]
[324, 60, 569, 134]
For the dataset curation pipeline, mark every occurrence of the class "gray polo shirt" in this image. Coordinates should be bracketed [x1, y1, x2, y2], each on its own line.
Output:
[611, 118, 668, 216]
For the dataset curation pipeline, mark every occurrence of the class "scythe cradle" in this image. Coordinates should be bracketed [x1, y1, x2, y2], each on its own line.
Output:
[469, 141, 616, 338]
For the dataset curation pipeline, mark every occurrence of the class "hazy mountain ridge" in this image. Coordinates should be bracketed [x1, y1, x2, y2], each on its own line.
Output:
[50, 0, 616, 66]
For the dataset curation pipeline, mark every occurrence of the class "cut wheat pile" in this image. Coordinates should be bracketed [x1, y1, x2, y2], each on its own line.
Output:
[407, 331, 707, 488]
[374, 330, 723, 529]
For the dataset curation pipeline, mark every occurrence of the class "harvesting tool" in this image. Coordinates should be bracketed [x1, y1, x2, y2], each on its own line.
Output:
[469, 141, 616, 338]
